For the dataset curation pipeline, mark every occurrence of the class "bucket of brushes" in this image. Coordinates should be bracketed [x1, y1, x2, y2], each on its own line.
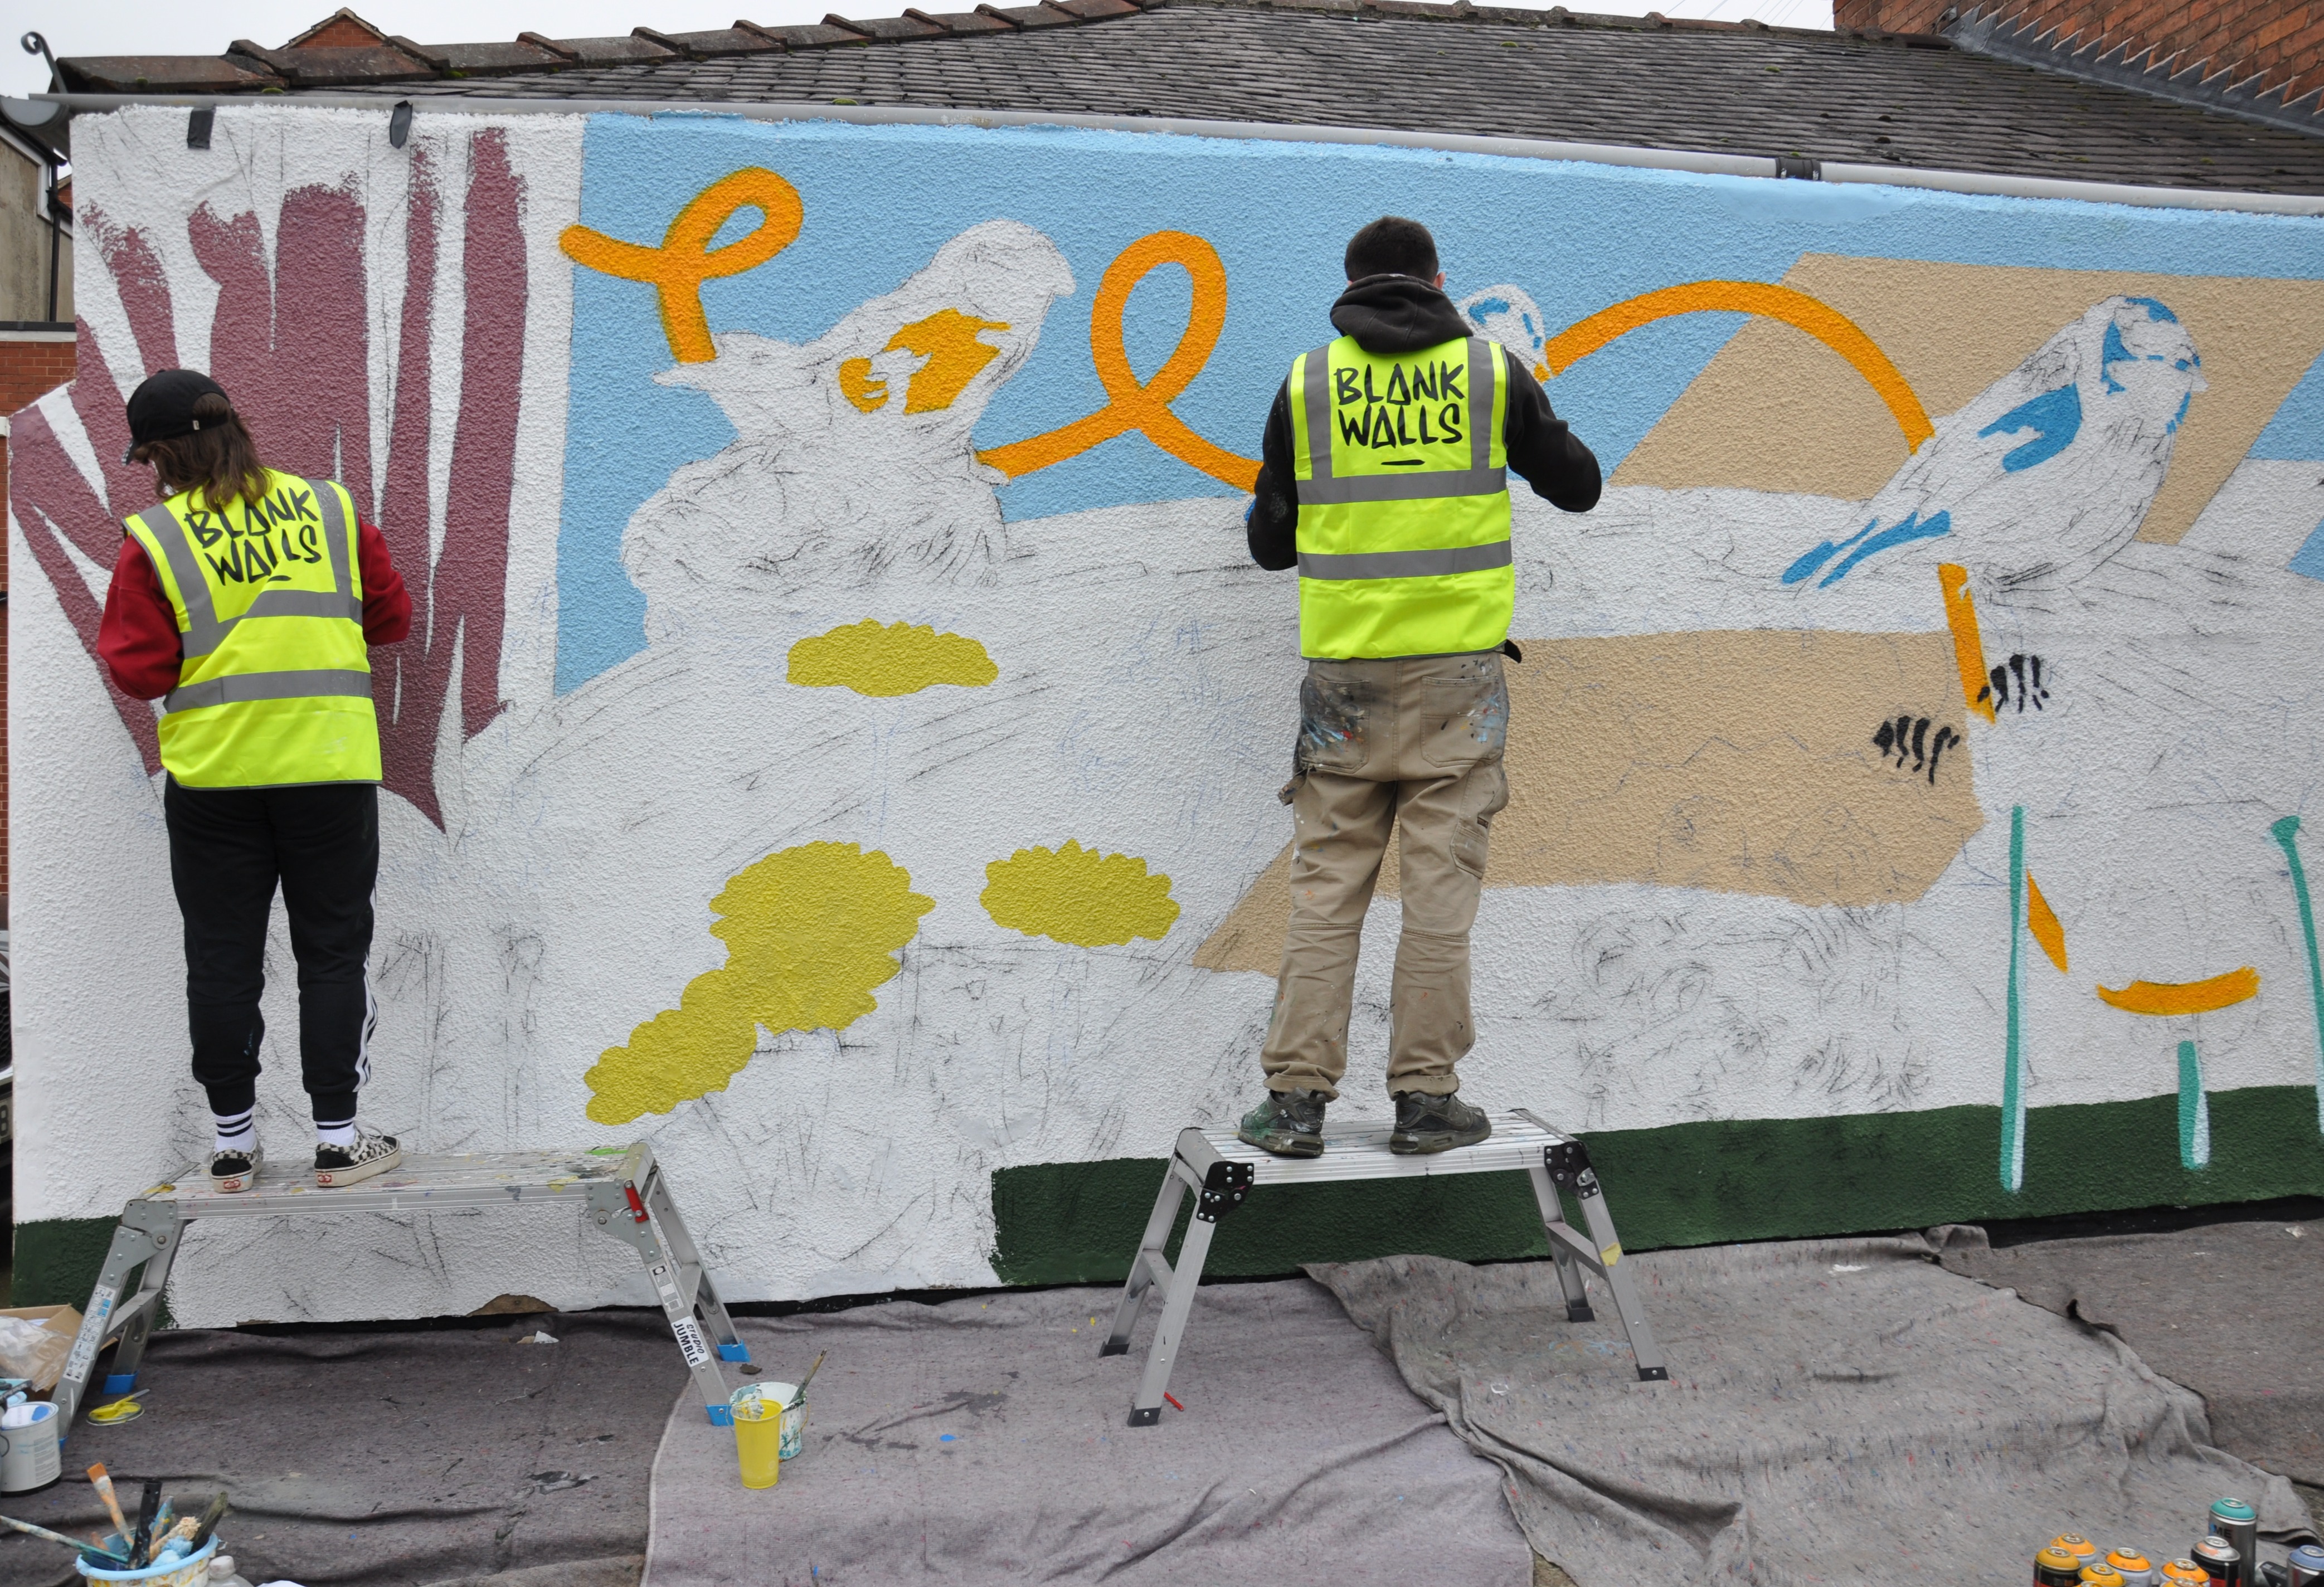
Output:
[75, 1487, 228, 1587]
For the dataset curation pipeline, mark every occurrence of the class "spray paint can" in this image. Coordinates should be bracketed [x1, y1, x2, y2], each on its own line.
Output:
[2053, 1539, 2104, 1576]
[2083, 1566, 2128, 1586]
[2191, 1536, 2243, 1587]
[2040, 1547, 2091, 1586]
[2106, 1549, 2157, 1587]
[2285, 1544, 2324, 1587]
[2206, 1500, 2259, 1580]
[2162, 1561, 2212, 1587]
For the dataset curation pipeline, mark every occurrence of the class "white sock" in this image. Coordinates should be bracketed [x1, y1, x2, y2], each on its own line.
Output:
[316, 1121, 358, 1149]
[212, 1109, 256, 1156]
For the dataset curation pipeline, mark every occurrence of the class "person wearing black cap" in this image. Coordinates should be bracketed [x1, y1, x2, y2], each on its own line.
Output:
[98, 370, 414, 1192]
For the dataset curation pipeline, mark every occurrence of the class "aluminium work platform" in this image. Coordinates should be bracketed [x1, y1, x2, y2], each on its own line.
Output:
[55, 1143, 754, 1427]
[1101, 1108, 1668, 1425]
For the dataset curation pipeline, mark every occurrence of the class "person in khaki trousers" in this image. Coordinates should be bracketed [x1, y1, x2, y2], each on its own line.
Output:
[1238, 216, 1601, 1157]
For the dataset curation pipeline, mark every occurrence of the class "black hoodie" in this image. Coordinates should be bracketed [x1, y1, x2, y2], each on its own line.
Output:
[1246, 274, 1601, 571]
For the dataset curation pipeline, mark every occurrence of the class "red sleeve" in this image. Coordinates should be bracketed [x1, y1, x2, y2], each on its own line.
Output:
[358, 519, 412, 646]
[98, 535, 187, 702]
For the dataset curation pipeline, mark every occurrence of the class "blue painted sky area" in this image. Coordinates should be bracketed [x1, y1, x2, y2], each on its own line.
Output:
[556, 114, 2324, 691]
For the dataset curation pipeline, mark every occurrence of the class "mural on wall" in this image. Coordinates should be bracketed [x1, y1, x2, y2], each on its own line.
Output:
[11, 106, 2324, 1323]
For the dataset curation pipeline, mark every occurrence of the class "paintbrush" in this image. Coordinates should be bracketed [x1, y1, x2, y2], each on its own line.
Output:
[128, 1479, 159, 1567]
[184, 1491, 230, 1554]
[0, 1513, 131, 1561]
[787, 1350, 827, 1408]
[84, 1464, 132, 1546]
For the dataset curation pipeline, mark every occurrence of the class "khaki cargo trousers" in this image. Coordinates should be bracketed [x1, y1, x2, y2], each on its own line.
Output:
[1261, 651, 1510, 1100]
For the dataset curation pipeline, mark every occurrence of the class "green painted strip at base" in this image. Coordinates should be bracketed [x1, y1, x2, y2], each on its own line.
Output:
[991, 1084, 2324, 1287]
[12, 1217, 125, 1308]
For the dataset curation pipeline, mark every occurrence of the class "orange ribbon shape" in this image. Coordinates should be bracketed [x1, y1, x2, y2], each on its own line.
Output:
[560, 168, 805, 364]
[978, 231, 1258, 491]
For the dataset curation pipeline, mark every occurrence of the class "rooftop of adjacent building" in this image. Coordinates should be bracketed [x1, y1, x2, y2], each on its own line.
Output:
[44, 0, 2324, 196]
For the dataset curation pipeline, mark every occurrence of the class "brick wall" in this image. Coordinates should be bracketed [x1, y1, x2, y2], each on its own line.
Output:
[1833, 0, 2324, 108]
[0, 331, 80, 900]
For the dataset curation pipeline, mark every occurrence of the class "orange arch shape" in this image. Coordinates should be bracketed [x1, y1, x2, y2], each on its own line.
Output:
[1540, 281, 1936, 456]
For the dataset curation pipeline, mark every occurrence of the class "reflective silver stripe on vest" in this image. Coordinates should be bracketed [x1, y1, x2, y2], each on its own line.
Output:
[163, 668, 373, 715]
[1297, 541, 1514, 580]
[135, 478, 362, 659]
[1296, 465, 1508, 505]
[1469, 335, 1496, 472]
[1302, 342, 1336, 483]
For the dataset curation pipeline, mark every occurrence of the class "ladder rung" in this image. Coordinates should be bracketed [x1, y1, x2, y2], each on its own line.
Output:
[1137, 1248, 1174, 1290]
[1544, 1220, 1608, 1274]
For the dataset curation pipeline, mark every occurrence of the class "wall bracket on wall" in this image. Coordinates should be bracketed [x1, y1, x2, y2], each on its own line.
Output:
[388, 99, 413, 149]
[185, 108, 212, 150]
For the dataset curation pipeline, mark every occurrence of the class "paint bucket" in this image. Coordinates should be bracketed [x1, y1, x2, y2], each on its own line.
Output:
[0, 1400, 60, 1493]
[74, 1536, 218, 1587]
[732, 1382, 807, 1462]
[732, 1395, 780, 1490]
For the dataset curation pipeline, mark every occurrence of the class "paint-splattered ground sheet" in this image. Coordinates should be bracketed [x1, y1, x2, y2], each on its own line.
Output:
[640, 1279, 1531, 1586]
[1310, 1236, 2316, 1586]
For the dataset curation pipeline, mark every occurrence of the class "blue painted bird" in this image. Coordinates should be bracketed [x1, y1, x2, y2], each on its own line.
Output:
[1781, 296, 2206, 605]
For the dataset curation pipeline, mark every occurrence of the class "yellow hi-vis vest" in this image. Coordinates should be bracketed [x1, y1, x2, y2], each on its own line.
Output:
[1289, 333, 1513, 659]
[122, 468, 380, 789]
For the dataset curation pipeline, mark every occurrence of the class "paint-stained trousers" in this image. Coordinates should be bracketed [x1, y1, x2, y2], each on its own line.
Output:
[1261, 651, 1510, 1099]
[164, 778, 379, 1124]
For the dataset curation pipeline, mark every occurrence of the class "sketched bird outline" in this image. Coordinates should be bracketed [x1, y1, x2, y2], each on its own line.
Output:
[1780, 295, 2206, 605]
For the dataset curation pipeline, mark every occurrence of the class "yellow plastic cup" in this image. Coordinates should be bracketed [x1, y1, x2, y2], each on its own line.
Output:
[733, 1395, 781, 1489]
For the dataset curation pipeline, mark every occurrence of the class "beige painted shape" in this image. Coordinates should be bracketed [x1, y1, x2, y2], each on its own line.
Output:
[1610, 256, 2324, 544]
[1194, 630, 1985, 975]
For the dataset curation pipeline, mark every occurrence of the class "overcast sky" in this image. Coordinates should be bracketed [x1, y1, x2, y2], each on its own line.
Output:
[8, 0, 1834, 98]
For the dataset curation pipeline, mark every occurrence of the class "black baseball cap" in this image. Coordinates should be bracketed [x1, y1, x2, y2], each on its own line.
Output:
[122, 369, 233, 464]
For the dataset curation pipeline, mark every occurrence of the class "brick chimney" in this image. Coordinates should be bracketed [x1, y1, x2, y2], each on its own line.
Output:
[1834, 0, 2324, 119]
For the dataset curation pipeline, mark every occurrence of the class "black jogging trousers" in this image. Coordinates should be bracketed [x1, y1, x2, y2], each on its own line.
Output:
[163, 777, 378, 1124]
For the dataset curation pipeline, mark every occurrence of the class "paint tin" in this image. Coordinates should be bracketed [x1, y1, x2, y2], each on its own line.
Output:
[2082, 1565, 2128, 1586]
[2286, 1544, 2324, 1587]
[74, 1535, 218, 1586]
[2040, 1547, 2091, 1587]
[2205, 1500, 2258, 1580]
[0, 1401, 60, 1493]
[2190, 1536, 2242, 1587]
[2105, 1548, 2157, 1587]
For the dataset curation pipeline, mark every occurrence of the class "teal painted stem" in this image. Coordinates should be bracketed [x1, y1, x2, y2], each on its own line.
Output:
[2177, 1039, 2211, 1169]
[2272, 815, 2324, 1135]
[2001, 806, 2026, 1192]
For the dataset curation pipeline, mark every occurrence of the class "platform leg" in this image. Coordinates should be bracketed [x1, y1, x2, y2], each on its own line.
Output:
[1100, 1163, 1190, 1358]
[55, 1200, 180, 1426]
[640, 1165, 748, 1369]
[1571, 1168, 1668, 1381]
[590, 1178, 736, 1423]
[1129, 1192, 1216, 1427]
[1524, 1162, 1595, 1323]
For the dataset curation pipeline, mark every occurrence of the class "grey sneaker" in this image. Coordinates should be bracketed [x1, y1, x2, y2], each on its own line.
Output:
[315, 1127, 402, 1188]
[1389, 1091, 1491, 1155]
[1236, 1089, 1327, 1158]
[208, 1144, 262, 1193]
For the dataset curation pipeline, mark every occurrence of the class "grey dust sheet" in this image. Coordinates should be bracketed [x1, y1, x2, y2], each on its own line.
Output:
[1310, 1237, 2315, 1586]
[641, 1278, 1530, 1587]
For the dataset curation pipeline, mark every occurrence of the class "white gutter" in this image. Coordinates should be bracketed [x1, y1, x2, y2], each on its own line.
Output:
[38, 90, 2324, 218]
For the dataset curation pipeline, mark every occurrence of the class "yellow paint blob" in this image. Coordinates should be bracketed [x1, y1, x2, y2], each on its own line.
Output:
[786, 620, 999, 697]
[981, 840, 1182, 947]
[2025, 870, 2068, 973]
[585, 843, 934, 1124]
[2096, 966, 2260, 1017]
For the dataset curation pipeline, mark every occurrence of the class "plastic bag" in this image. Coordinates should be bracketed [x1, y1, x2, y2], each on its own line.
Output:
[0, 1311, 78, 1391]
